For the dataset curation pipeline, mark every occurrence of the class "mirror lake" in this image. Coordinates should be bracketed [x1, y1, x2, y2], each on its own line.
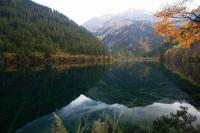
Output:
[0, 62, 200, 133]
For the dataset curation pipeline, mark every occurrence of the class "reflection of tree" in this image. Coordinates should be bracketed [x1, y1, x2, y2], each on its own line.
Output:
[152, 106, 200, 133]
[139, 66, 150, 78]
[162, 32, 200, 87]
[0, 65, 109, 132]
[117, 49, 126, 61]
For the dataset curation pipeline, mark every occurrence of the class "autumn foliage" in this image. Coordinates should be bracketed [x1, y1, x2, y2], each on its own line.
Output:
[154, 0, 200, 48]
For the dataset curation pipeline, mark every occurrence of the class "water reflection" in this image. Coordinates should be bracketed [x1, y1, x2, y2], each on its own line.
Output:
[17, 95, 200, 133]
[85, 62, 197, 107]
[163, 61, 200, 107]
[164, 57, 200, 87]
[0, 62, 200, 132]
[0, 65, 109, 133]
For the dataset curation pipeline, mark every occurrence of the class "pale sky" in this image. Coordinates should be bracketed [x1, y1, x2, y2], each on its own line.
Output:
[32, 0, 199, 25]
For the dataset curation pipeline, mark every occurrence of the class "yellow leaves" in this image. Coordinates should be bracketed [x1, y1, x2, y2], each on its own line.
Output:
[154, 4, 200, 48]
[155, 4, 187, 19]
[163, 37, 170, 43]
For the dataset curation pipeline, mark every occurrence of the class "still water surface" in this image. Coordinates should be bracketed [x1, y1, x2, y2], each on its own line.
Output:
[0, 62, 200, 132]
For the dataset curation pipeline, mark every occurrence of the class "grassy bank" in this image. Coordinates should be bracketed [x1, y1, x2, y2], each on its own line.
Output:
[0, 52, 113, 67]
[52, 107, 200, 133]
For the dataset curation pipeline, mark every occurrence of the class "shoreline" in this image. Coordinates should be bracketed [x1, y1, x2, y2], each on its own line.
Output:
[0, 52, 113, 67]
[114, 57, 160, 62]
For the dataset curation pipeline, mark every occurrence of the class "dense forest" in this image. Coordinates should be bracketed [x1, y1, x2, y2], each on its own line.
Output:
[0, 0, 109, 56]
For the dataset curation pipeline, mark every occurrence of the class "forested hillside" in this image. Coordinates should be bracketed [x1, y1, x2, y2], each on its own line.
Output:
[0, 0, 109, 56]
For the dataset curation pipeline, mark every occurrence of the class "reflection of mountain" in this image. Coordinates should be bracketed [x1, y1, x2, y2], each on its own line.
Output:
[3, 62, 200, 132]
[0, 65, 109, 133]
[85, 62, 194, 106]
[15, 62, 200, 132]
[17, 95, 200, 133]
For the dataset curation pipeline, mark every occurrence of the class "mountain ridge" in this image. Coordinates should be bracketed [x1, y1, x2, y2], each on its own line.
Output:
[83, 9, 156, 33]
[83, 9, 162, 57]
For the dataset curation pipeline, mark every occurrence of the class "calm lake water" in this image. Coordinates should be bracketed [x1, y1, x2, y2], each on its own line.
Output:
[0, 62, 200, 133]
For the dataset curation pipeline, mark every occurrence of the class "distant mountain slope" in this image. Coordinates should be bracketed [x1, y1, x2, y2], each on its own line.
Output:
[83, 14, 114, 33]
[83, 9, 156, 33]
[99, 20, 163, 56]
[83, 9, 163, 57]
[0, 0, 108, 56]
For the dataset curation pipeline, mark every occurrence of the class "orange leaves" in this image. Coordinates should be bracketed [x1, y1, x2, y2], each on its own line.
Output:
[155, 4, 187, 19]
[163, 37, 170, 43]
[154, 3, 200, 48]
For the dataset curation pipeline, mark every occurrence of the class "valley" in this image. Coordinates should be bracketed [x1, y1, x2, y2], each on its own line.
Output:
[0, 0, 199, 133]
